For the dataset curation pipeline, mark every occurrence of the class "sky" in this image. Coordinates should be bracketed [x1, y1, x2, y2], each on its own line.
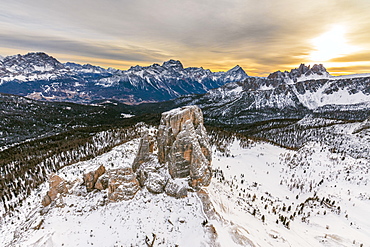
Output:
[1, 0, 370, 76]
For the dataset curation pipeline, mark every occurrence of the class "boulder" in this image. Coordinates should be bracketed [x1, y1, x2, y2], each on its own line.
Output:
[108, 167, 140, 201]
[164, 180, 188, 198]
[83, 164, 106, 192]
[41, 174, 68, 207]
[95, 174, 109, 190]
[157, 106, 212, 189]
[145, 172, 168, 194]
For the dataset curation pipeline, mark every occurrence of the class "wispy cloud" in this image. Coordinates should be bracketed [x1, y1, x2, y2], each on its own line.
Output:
[1, 0, 370, 75]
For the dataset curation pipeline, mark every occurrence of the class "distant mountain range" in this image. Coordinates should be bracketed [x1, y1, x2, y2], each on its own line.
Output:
[158, 72, 370, 126]
[0, 52, 248, 104]
[102, 64, 369, 127]
[1, 52, 369, 144]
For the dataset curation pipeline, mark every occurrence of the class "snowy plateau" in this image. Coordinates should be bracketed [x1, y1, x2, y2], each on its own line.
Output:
[1, 120, 369, 247]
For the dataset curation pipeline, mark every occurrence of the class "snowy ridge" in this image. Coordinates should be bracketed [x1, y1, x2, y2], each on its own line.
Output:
[212, 73, 370, 112]
[185, 71, 370, 125]
[0, 53, 248, 103]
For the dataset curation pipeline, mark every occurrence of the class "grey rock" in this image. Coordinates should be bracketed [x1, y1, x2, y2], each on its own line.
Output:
[145, 172, 168, 194]
[157, 105, 212, 189]
[132, 132, 155, 172]
[107, 167, 140, 201]
[164, 180, 188, 198]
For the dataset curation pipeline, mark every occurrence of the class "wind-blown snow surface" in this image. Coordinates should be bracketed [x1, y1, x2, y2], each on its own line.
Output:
[0, 139, 214, 247]
[1, 131, 369, 246]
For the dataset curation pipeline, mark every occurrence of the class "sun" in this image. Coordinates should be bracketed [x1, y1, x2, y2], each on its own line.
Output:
[309, 25, 359, 62]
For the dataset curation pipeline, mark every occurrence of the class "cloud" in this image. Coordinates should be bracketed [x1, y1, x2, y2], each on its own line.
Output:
[328, 65, 370, 74]
[0, 32, 171, 63]
[1, 0, 370, 75]
[329, 52, 370, 63]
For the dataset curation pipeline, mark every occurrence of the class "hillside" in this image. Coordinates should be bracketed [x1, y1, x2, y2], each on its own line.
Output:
[1, 120, 369, 246]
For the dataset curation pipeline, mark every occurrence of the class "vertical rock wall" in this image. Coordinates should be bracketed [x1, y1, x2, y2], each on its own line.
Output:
[157, 105, 212, 189]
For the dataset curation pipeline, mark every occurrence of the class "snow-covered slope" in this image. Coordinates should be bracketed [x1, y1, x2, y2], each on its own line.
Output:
[0, 53, 248, 104]
[0, 140, 215, 246]
[2, 122, 369, 247]
[208, 139, 370, 247]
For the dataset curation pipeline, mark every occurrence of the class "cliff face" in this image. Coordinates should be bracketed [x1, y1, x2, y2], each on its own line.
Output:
[132, 105, 212, 196]
[157, 105, 212, 188]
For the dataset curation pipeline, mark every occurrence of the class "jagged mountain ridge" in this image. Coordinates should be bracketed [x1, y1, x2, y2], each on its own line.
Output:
[85, 62, 368, 126]
[267, 63, 329, 82]
[151, 72, 370, 126]
[0, 52, 248, 104]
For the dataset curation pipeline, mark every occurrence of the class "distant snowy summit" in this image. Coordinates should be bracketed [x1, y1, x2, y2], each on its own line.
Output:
[0, 52, 64, 75]
[168, 63, 370, 125]
[0, 52, 248, 104]
[268, 63, 330, 82]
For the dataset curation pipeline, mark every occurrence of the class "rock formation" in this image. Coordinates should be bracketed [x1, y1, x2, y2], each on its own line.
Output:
[132, 131, 170, 194]
[95, 175, 109, 191]
[164, 179, 188, 198]
[107, 167, 140, 201]
[157, 105, 212, 189]
[41, 105, 212, 207]
[83, 164, 106, 192]
[41, 174, 69, 207]
[132, 132, 156, 173]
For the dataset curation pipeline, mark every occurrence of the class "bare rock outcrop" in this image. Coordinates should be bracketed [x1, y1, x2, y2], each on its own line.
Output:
[131, 131, 169, 194]
[83, 164, 106, 192]
[132, 132, 156, 173]
[41, 174, 69, 207]
[95, 174, 109, 191]
[145, 172, 168, 194]
[157, 105, 212, 189]
[164, 179, 188, 198]
[107, 167, 140, 201]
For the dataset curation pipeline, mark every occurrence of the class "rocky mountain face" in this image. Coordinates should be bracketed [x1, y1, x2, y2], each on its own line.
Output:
[267, 63, 329, 82]
[0, 52, 248, 104]
[156, 68, 370, 126]
[157, 106, 212, 189]
[0, 52, 64, 76]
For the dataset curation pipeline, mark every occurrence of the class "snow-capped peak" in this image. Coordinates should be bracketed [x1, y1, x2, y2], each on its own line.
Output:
[162, 59, 184, 70]
[64, 62, 107, 73]
[226, 65, 248, 77]
[1, 52, 65, 74]
[268, 63, 330, 82]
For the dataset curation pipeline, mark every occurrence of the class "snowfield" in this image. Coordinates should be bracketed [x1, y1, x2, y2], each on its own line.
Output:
[209, 140, 370, 246]
[1, 128, 369, 246]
